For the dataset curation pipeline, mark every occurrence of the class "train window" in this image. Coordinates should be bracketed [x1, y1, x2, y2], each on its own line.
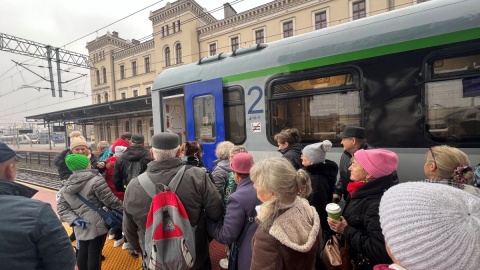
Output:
[425, 77, 480, 140]
[433, 54, 480, 75]
[269, 71, 360, 143]
[224, 87, 246, 144]
[193, 95, 216, 142]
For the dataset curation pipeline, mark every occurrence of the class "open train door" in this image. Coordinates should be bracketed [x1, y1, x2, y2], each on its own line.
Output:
[184, 78, 224, 171]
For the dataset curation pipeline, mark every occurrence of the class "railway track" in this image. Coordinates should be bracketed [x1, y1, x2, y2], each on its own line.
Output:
[16, 168, 62, 190]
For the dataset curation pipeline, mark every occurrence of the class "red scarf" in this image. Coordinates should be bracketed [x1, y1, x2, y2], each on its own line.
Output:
[347, 181, 367, 197]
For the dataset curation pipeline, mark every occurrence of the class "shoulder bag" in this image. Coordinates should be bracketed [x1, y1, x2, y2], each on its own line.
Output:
[76, 193, 123, 229]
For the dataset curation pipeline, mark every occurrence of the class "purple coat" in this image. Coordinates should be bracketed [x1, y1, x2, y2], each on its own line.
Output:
[206, 177, 259, 270]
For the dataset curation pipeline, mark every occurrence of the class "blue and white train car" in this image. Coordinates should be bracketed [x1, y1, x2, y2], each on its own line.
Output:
[152, 0, 480, 180]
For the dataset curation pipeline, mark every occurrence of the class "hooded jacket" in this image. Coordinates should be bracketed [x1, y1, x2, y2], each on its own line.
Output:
[251, 197, 322, 270]
[304, 159, 339, 234]
[57, 169, 123, 241]
[113, 145, 152, 192]
[278, 143, 303, 170]
[212, 158, 231, 198]
[0, 180, 76, 270]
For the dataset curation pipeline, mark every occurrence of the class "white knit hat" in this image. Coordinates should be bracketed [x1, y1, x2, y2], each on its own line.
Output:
[302, 140, 332, 164]
[379, 182, 480, 270]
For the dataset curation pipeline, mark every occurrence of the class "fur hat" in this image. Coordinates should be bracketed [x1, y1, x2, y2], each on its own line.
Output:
[151, 132, 179, 150]
[302, 140, 332, 164]
[114, 146, 127, 157]
[69, 131, 88, 150]
[379, 182, 480, 270]
[65, 154, 90, 171]
[230, 152, 254, 174]
[354, 149, 398, 179]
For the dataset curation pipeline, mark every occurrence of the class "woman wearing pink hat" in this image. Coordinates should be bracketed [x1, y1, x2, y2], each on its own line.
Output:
[327, 149, 399, 270]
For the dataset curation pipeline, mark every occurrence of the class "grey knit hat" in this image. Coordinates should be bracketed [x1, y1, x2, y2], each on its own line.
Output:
[379, 182, 480, 270]
[151, 132, 179, 150]
[302, 140, 332, 164]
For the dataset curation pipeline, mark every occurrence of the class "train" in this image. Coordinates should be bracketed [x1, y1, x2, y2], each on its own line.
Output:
[151, 0, 480, 181]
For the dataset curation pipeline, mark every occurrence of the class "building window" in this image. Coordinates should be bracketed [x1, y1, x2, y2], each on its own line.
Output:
[172, 22, 176, 33]
[162, 26, 165, 37]
[255, 29, 264, 44]
[96, 69, 100, 85]
[125, 121, 130, 132]
[165, 47, 171, 67]
[176, 43, 182, 64]
[121, 92, 126, 99]
[146, 87, 151, 95]
[102, 67, 107, 83]
[104, 93, 108, 102]
[144, 57, 150, 73]
[231, 37, 239, 52]
[120, 65, 125, 79]
[177, 20, 181, 31]
[137, 120, 143, 134]
[209, 43, 217, 56]
[133, 90, 138, 97]
[96, 94, 101, 104]
[352, 0, 366, 20]
[315, 11, 327, 29]
[283, 21, 294, 38]
[166, 25, 169, 36]
[132, 61, 137, 76]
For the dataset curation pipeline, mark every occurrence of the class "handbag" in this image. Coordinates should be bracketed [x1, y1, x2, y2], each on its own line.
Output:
[76, 193, 123, 229]
[320, 234, 352, 270]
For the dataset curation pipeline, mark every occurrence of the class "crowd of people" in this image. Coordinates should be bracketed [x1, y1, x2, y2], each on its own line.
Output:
[1, 125, 479, 270]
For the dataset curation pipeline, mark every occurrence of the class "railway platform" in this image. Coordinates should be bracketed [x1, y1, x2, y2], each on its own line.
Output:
[22, 182, 227, 270]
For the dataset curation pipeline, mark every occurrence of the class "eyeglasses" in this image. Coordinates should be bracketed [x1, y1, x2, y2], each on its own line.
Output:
[429, 147, 437, 165]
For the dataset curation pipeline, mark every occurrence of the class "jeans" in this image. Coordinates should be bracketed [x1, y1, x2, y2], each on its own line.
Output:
[77, 234, 107, 270]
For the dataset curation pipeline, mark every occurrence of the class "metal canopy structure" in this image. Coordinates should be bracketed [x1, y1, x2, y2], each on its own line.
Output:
[25, 96, 152, 125]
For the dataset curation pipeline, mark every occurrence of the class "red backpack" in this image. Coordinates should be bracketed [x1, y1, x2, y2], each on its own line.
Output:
[138, 165, 196, 270]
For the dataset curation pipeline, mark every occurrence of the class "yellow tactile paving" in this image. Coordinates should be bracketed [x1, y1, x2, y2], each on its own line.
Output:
[63, 224, 142, 270]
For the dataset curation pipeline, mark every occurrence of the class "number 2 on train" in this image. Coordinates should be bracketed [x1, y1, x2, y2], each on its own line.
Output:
[248, 86, 264, 114]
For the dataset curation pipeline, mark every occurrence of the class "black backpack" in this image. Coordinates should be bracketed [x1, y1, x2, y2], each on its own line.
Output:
[125, 161, 142, 189]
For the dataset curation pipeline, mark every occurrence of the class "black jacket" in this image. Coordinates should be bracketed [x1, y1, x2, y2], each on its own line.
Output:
[304, 160, 339, 234]
[279, 143, 303, 170]
[343, 174, 397, 269]
[113, 145, 152, 192]
[54, 148, 99, 180]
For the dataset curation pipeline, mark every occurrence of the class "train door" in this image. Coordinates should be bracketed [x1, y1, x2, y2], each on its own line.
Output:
[162, 95, 186, 144]
[184, 78, 224, 170]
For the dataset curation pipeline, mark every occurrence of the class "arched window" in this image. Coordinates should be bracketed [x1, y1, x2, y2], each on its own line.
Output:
[96, 94, 101, 104]
[102, 67, 107, 83]
[106, 123, 112, 142]
[175, 43, 182, 64]
[125, 121, 130, 132]
[104, 93, 109, 102]
[137, 120, 143, 134]
[96, 69, 100, 85]
[165, 47, 171, 67]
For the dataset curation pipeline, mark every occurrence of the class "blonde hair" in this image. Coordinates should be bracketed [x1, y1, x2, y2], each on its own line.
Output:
[152, 147, 179, 161]
[427, 145, 474, 182]
[229, 146, 247, 159]
[250, 157, 311, 229]
[215, 141, 235, 160]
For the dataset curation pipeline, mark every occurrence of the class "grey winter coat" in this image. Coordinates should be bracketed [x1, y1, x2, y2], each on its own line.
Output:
[57, 169, 123, 241]
[212, 159, 231, 199]
[0, 180, 76, 270]
[123, 158, 224, 270]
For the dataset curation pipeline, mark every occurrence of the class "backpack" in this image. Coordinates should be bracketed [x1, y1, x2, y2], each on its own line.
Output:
[125, 161, 142, 188]
[137, 165, 196, 270]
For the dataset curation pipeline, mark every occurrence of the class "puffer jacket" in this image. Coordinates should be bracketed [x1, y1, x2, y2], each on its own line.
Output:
[123, 158, 224, 270]
[113, 145, 152, 192]
[251, 197, 322, 270]
[304, 159, 339, 234]
[212, 158, 231, 198]
[343, 174, 397, 269]
[0, 180, 76, 270]
[54, 149, 99, 180]
[278, 143, 303, 170]
[57, 169, 123, 241]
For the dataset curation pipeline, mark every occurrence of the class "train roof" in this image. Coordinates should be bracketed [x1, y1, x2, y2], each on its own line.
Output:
[153, 0, 480, 91]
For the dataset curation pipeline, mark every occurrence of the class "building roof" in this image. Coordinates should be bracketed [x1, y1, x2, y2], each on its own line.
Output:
[25, 96, 152, 124]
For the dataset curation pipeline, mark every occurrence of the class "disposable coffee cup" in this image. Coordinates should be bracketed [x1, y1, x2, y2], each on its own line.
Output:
[326, 203, 342, 220]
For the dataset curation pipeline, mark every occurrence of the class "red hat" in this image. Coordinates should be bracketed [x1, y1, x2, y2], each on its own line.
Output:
[111, 137, 130, 153]
[230, 152, 254, 174]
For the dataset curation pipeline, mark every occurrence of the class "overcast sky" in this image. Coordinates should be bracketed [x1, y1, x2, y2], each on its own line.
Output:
[0, 0, 271, 128]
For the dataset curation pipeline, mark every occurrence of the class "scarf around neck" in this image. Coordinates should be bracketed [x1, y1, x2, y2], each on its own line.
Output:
[347, 180, 367, 197]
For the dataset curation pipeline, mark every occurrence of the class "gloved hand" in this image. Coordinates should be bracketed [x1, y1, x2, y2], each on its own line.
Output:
[72, 218, 90, 229]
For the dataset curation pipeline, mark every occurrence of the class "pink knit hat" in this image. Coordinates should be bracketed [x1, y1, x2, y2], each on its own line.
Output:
[354, 149, 398, 179]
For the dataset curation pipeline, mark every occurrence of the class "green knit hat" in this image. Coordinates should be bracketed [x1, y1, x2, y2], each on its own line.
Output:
[66, 154, 90, 171]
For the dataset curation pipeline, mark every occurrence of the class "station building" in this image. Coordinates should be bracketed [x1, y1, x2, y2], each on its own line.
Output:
[28, 0, 427, 146]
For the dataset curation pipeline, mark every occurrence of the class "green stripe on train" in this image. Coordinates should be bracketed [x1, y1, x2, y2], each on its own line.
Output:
[223, 27, 480, 83]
